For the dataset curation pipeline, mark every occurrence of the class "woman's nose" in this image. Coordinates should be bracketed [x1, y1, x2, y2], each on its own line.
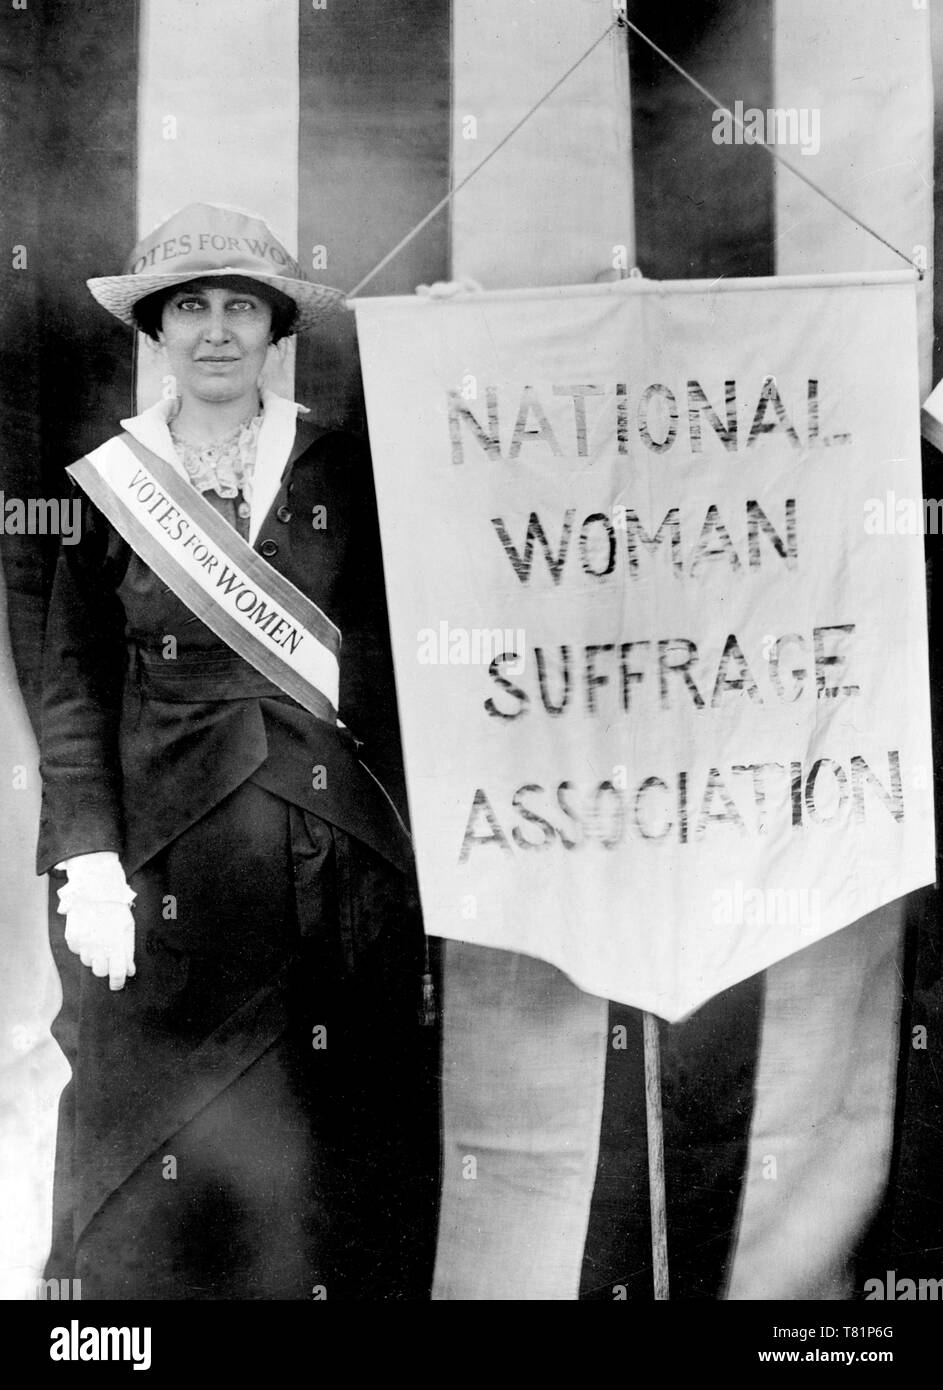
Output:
[203, 307, 231, 342]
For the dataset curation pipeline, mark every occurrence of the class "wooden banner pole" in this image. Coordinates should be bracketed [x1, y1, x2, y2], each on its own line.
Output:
[642, 1010, 670, 1300]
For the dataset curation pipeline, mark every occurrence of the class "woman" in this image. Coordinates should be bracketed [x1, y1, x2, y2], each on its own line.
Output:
[37, 203, 437, 1300]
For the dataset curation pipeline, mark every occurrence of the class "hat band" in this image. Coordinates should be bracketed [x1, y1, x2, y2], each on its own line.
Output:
[127, 233, 308, 282]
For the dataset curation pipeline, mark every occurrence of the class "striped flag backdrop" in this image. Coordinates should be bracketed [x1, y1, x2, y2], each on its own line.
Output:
[727, 0, 933, 1300]
[0, 563, 67, 1299]
[0, 0, 936, 1300]
[436, 0, 934, 1302]
[1, 0, 138, 1298]
[134, 0, 301, 408]
[0, 0, 451, 1296]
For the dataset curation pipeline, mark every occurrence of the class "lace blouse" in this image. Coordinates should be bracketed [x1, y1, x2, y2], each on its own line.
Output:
[169, 411, 262, 539]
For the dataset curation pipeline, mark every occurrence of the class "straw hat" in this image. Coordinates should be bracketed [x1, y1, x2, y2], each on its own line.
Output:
[87, 203, 346, 334]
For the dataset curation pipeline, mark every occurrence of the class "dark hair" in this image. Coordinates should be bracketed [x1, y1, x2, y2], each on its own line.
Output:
[132, 275, 298, 343]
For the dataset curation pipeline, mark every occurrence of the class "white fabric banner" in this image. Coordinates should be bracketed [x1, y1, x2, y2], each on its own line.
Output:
[355, 273, 934, 1022]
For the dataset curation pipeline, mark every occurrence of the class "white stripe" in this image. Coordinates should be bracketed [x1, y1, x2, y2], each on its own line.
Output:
[773, 0, 934, 396]
[0, 550, 69, 1293]
[136, 0, 300, 409]
[727, 905, 905, 1299]
[730, 0, 933, 1299]
[433, 0, 636, 1304]
[450, 0, 635, 287]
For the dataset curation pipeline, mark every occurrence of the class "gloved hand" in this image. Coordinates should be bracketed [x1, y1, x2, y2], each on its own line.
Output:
[55, 851, 137, 991]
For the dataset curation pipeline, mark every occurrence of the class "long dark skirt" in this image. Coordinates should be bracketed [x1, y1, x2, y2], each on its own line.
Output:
[45, 780, 439, 1300]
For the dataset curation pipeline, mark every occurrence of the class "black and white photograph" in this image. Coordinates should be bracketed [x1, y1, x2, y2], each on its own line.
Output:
[0, 0, 941, 1365]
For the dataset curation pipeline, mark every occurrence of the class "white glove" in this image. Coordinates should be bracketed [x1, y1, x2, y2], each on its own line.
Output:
[55, 851, 136, 991]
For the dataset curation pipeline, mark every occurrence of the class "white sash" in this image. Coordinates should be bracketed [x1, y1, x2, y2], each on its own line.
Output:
[68, 432, 341, 723]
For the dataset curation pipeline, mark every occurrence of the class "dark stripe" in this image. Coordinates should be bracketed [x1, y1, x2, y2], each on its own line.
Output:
[296, 0, 452, 431]
[68, 453, 337, 724]
[0, 0, 137, 720]
[870, 3, 943, 1288]
[579, 973, 764, 1300]
[935, 6, 943, 388]
[576, 1, 772, 1296]
[626, 0, 774, 279]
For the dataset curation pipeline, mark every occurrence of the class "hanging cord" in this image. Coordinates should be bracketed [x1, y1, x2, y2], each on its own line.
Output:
[347, 19, 620, 297]
[618, 14, 923, 279]
[346, 9, 923, 299]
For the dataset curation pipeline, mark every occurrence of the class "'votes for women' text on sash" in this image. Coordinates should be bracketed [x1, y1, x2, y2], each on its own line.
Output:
[68, 434, 340, 724]
[353, 273, 935, 1020]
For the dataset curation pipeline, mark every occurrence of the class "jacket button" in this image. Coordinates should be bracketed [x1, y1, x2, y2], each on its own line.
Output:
[276, 504, 292, 524]
[259, 539, 278, 558]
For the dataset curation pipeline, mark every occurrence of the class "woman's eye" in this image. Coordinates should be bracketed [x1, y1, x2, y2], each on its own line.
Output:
[228, 300, 257, 312]
[175, 299, 204, 312]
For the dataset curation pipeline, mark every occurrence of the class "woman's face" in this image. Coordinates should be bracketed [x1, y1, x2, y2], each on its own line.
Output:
[157, 281, 274, 408]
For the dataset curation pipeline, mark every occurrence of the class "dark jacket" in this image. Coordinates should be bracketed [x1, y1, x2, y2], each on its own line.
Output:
[37, 412, 412, 879]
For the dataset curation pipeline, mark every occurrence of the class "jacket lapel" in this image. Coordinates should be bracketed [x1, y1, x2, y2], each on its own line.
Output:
[120, 391, 319, 549]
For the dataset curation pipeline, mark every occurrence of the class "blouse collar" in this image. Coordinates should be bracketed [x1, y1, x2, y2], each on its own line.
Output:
[120, 390, 309, 544]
